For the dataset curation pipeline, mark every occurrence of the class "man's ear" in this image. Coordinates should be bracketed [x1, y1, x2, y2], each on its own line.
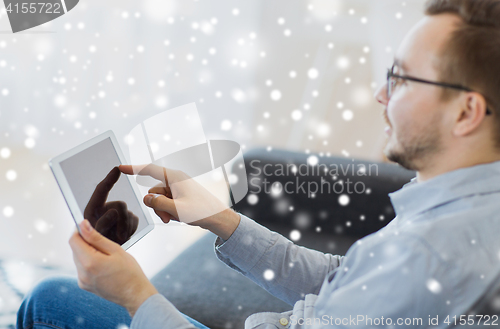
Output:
[452, 92, 488, 137]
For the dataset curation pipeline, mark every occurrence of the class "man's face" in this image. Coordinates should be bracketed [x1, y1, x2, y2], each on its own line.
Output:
[375, 14, 462, 171]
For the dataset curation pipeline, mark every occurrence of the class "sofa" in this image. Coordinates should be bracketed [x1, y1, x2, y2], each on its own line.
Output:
[150, 148, 418, 329]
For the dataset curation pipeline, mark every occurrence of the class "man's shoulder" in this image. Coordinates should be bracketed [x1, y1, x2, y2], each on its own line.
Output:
[396, 206, 500, 267]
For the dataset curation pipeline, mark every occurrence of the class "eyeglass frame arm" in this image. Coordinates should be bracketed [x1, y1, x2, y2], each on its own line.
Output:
[386, 70, 492, 115]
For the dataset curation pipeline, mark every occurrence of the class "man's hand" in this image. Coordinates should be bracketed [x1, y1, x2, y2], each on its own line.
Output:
[84, 166, 139, 244]
[69, 219, 158, 317]
[119, 164, 240, 240]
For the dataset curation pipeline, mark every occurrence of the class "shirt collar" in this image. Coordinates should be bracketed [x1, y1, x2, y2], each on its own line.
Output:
[389, 160, 500, 218]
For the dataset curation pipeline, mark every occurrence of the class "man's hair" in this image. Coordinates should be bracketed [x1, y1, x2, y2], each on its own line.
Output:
[424, 0, 500, 148]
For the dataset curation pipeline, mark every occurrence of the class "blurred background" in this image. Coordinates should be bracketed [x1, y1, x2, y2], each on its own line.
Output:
[0, 0, 426, 325]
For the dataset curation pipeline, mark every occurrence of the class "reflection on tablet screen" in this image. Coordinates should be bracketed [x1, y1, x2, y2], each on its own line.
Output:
[59, 138, 149, 245]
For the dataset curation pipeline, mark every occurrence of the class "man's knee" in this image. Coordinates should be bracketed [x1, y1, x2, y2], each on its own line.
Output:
[25, 276, 78, 304]
[17, 276, 78, 326]
[17, 275, 131, 329]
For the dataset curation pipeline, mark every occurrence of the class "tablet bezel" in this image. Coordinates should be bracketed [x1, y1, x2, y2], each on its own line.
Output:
[49, 130, 155, 250]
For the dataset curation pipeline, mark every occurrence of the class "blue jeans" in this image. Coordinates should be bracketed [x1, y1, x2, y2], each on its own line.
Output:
[16, 276, 210, 329]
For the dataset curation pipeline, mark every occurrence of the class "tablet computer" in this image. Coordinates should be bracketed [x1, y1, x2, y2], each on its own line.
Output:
[49, 130, 155, 250]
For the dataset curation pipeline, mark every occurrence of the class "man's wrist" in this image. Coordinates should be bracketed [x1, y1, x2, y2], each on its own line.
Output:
[200, 208, 241, 241]
[125, 284, 159, 318]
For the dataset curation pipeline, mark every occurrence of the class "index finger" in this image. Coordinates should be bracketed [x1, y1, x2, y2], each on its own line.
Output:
[86, 166, 121, 213]
[68, 230, 103, 266]
[119, 164, 168, 184]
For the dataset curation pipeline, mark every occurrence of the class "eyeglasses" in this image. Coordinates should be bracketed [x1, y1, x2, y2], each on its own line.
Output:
[387, 64, 492, 115]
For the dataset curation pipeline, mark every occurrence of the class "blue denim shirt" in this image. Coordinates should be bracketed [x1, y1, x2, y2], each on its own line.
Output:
[131, 161, 500, 329]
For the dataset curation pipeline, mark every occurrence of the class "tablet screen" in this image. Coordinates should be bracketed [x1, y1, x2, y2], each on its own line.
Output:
[59, 137, 149, 245]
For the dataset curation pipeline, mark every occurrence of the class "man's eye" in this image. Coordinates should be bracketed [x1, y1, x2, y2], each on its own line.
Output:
[390, 77, 399, 88]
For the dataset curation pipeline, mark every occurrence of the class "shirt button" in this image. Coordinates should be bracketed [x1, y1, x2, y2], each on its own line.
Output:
[279, 318, 289, 326]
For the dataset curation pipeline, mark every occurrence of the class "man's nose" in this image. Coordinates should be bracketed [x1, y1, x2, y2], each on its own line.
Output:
[374, 84, 388, 106]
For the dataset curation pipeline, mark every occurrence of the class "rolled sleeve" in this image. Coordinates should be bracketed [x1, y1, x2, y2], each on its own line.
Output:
[214, 214, 344, 306]
[215, 213, 275, 275]
[130, 294, 196, 329]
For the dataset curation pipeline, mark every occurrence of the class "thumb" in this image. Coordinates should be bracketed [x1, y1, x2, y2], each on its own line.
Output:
[144, 194, 178, 218]
[79, 219, 121, 255]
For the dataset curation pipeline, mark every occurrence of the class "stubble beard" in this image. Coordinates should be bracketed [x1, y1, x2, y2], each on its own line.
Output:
[384, 124, 442, 172]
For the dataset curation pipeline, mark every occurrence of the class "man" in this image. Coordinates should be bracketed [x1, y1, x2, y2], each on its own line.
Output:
[17, 0, 500, 328]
